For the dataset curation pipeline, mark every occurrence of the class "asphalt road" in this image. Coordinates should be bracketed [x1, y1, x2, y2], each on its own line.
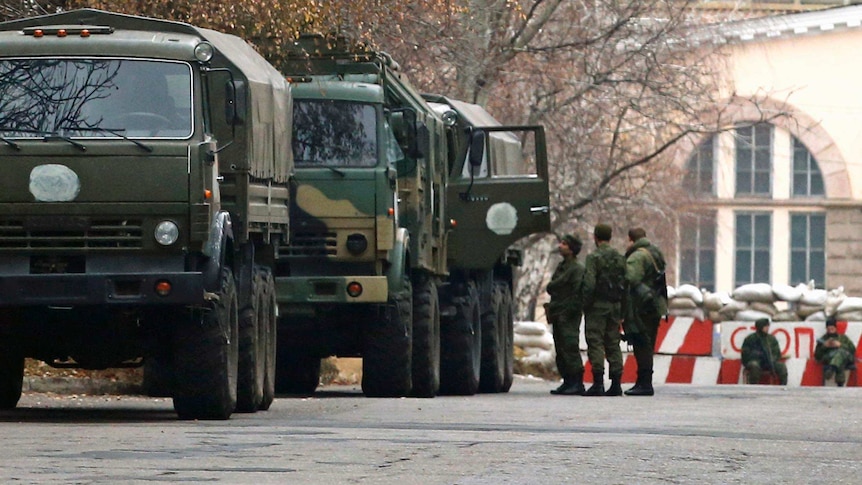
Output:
[2, 377, 860, 484]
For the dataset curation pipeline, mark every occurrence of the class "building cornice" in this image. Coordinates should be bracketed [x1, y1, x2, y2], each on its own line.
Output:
[703, 4, 862, 44]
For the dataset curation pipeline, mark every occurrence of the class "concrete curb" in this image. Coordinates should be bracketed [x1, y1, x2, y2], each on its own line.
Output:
[23, 376, 142, 396]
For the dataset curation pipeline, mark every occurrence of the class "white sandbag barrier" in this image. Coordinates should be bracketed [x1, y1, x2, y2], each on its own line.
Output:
[518, 281, 862, 386]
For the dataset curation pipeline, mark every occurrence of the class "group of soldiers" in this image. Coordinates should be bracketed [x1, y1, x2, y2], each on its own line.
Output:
[741, 316, 856, 386]
[544, 224, 667, 397]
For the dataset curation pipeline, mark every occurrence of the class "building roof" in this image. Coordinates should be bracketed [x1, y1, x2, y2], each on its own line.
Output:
[712, 4, 862, 43]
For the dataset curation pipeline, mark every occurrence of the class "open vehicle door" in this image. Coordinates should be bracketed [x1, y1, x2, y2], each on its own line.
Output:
[446, 125, 551, 269]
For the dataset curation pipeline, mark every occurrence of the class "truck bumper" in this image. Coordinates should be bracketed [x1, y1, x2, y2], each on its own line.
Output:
[275, 275, 388, 304]
[0, 272, 206, 306]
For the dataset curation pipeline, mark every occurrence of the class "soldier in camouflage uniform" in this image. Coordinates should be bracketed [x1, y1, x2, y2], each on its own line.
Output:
[623, 228, 667, 396]
[741, 318, 788, 385]
[815, 317, 857, 386]
[581, 224, 626, 396]
[544, 234, 586, 395]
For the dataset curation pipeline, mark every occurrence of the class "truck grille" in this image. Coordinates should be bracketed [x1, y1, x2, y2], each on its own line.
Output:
[283, 230, 337, 256]
[0, 218, 144, 250]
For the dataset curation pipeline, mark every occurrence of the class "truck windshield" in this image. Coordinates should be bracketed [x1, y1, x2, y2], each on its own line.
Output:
[292, 100, 377, 167]
[0, 58, 192, 139]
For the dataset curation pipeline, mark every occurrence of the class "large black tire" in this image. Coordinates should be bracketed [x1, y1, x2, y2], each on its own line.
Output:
[499, 283, 515, 392]
[274, 343, 321, 396]
[142, 355, 173, 398]
[362, 283, 412, 397]
[258, 268, 277, 410]
[479, 282, 506, 393]
[172, 267, 239, 420]
[410, 274, 439, 398]
[439, 282, 482, 396]
[0, 347, 24, 410]
[236, 266, 265, 413]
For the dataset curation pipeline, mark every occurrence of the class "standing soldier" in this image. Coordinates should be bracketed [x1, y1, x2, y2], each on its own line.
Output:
[544, 234, 586, 395]
[622, 227, 667, 396]
[581, 224, 626, 396]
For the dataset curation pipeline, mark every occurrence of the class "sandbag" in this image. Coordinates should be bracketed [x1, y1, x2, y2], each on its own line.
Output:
[734, 309, 772, 321]
[702, 291, 731, 312]
[674, 284, 703, 304]
[772, 283, 803, 302]
[669, 307, 705, 320]
[732, 283, 775, 303]
[805, 311, 826, 322]
[795, 303, 823, 318]
[520, 349, 555, 367]
[824, 287, 846, 317]
[836, 310, 862, 322]
[771, 310, 799, 322]
[799, 288, 827, 306]
[514, 320, 549, 336]
[668, 297, 698, 310]
[837, 297, 862, 314]
[749, 301, 778, 316]
[708, 310, 723, 323]
[666, 286, 676, 300]
[514, 332, 553, 350]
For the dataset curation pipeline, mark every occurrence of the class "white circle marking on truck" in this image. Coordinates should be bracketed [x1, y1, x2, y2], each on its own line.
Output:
[29, 164, 81, 202]
[485, 202, 518, 235]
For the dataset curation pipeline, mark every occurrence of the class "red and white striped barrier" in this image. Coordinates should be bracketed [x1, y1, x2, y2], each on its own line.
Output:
[655, 316, 714, 356]
[584, 355, 722, 384]
[577, 316, 716, 355]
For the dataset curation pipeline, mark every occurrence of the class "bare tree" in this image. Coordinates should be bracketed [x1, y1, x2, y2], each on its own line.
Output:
[0, 0, 793, 319]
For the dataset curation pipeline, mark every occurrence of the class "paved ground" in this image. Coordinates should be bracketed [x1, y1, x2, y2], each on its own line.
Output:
[3, 376, 860, 484]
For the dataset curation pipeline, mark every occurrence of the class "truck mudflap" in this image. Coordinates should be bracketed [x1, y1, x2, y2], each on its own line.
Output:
[0, 272, 206, 306]
[275, 275, 388, 304]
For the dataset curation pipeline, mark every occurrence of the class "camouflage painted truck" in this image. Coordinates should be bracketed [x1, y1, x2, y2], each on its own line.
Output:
[275, 35, 550, 397]
[0, 9, 291, 419]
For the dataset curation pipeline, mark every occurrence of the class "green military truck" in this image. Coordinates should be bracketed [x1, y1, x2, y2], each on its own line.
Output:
[0, 9, 291, 419]
[275, 35, 550, 397]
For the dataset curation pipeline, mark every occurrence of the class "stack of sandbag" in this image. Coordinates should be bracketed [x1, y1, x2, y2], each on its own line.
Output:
[834, 295, 862, 321]
[665, 280, 851, 322]
[513, 320, 555, 368]
[667, 284, 705, 320]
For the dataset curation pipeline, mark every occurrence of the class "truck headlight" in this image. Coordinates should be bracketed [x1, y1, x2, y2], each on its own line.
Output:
[194, 42, 214, 63]
[154, 221, 180, 246]
[346, 233, 368, 255]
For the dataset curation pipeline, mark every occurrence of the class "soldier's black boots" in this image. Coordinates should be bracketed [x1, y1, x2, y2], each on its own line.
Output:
[550, 372, 585, 395]
[625, 370, 655, 396]
[583, 371, 605, 396]
[604, 373, 622, 396]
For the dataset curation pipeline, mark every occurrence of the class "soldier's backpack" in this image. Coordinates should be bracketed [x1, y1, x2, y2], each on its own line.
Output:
[638, 246, 668, 300]
[596, 248, 627, 303]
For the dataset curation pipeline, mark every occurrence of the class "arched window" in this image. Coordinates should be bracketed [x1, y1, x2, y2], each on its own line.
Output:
[791, 137, 824, 197]
[684, 136, 715, 195]
[735, 123, 772, 196]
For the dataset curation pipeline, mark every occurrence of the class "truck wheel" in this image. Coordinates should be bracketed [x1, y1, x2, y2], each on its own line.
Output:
[410, 274, 439, 398]
[142, 355, 173, 398]
[500, 283, 515, 392]
[258, 268, 277, 410]
[0, 348, 24, 409]
[362, 282, 412, 397]
[172, 267, 239, 420]
[236, 267, 265, 413]
[274, 346, 321, 395]
[439, 282, 481, 395]
[479, 282, 506, 393]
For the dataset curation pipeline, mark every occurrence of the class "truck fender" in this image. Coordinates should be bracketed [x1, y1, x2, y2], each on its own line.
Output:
[385, 228, 410, 293]
[201, 211, 234, 293]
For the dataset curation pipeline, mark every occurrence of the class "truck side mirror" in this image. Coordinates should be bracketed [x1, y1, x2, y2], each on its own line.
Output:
[468, 130, 485, 168]
[224, 80, 247, 125]
[388, 108, 424, 159]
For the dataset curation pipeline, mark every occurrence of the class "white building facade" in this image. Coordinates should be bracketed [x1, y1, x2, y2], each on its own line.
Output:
[677, 5, 862, 295]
